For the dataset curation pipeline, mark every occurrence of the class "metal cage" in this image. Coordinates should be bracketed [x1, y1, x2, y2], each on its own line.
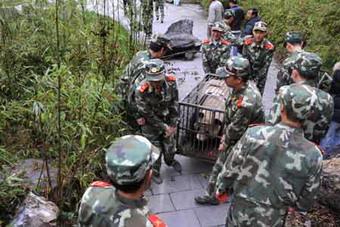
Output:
[176, 75, 230, 162]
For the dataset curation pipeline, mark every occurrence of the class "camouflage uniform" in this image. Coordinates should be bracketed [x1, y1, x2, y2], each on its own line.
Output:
[116, 35, 171, 131]
[141, 0, 153, 36]
[202, 22, 232, 74]
[216, 85, 323, 226]
[78, 135, 166, 227]
[154, 0, 164, 22]
[195, 56, 264, 205]
[268, 52, 334, 144]
[134, 59, 180, 180]
[276, 32, 332, 93]
[242, 21, 275, 95]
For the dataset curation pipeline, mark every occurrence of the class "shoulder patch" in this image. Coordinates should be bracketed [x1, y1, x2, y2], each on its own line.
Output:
[165, 75, 176, 82]
[221, 39, 231, 45]
[90, 181, 112, 188]
[244, 37, 253, 46]
[139, 82, 150, 93]
[202, 39, 210, 44]
[148, 214, 167, 227]
[264, 41, 275, 50]
[236, 96, 244, 108]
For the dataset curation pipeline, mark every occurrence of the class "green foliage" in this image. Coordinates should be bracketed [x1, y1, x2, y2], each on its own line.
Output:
[241, 0, 340, 70]
[0, 1, 138, 224]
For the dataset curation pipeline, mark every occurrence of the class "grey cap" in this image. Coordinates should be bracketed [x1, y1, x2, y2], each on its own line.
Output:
[106, 135, 160, 185]
[143, 59, 166, 81]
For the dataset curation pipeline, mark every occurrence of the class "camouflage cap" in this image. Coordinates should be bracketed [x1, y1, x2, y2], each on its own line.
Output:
[143, 59, 166, 81]
[284, 31, 304, 47]
[150, 33, 172, 50]
[105, 135, 160, 185]
[211, 21, 227, 33]
[224, 9, 235, 19]
[292, 52, 322, 79]
[279, 84, 317, 121]
[216, 56, 250, 79]
[253, 21, 267, 32]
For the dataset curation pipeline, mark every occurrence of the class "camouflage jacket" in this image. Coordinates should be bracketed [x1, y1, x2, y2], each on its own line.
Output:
[216, 123, 323, 226]
[268, 83, 334, 144]
[134, 76, 179, 133]
[201, 39, 231, 74]
[275, 50, 332, 93]
[242, 37, 274, 80]
[117, 50, 151, 102]
[78, 181, 160, 227]
[223, 82, 264, 147]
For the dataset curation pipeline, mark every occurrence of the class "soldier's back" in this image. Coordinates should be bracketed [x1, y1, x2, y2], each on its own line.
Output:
[229, 123, 322, 226]
[78, 182, 151, 227]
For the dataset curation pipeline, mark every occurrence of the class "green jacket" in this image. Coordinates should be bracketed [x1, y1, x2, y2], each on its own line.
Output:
[217, 123, 323, 226]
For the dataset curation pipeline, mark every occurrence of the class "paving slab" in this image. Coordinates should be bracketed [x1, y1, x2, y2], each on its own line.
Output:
[148, 194, 175, 213]
[170, 189, 205, 210]
[151, 173, 203, 195]
[158, 209, 201, 227]
[194, 203, 230, 227]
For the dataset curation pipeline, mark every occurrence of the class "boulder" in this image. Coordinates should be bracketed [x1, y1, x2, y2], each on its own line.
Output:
[11, 192, 59, 227]
[318, 157, 340, 212]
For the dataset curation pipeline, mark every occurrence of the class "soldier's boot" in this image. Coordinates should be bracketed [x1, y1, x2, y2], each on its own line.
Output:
[152, 170, 163, 184]
[194, 183, 219, 205]
[156, 16, 159, 21]
[152, 159, 163, 184]
[171, 160, 182, 173]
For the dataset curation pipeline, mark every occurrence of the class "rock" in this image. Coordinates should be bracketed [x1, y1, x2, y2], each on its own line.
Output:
[11, 192, 59, 227]
[163, 19, 201, 59]
[10, 159, 58, 192]
[318, 157, 340, 212]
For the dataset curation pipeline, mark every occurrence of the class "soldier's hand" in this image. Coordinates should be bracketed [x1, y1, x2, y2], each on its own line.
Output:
[136, 117, 146, 126]
[165, 126, 176, 137]
[218, 143, 225, 152]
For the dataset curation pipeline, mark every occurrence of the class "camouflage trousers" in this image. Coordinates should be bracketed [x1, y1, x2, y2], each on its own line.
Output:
[140, 125, 176, 173]
[226, 197, 287, 226]
[207, 147, 232, 196]
[142, 0, 153, 36]
[154, 0, 164, 20]
[254, 73, 267, 95]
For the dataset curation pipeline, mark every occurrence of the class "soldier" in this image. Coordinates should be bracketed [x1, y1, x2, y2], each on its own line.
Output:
[276, 31, 332, 93]
[242, 21, 275, 95]
[78, 135, 167, 227]
[268, 52, 334, 144]
[202, 22, 232, 74]
[141, 0, 153, 38]
[134, 59, 181, 184]
[215, 85, 323, 226]
[154, 0, 165, 23]
[116, 34, 171, 131]
[195, 56, 264, 205]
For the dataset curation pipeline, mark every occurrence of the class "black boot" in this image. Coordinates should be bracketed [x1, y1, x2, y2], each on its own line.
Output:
[194, 183, 219, 205]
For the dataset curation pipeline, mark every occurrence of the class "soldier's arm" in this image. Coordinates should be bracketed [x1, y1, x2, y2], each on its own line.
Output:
[267, 93, 282, 125]
[201, 46, 211, 74]
[223, 105, 252, 147]
[295, 156, 322, 211]
[168, 83, 179, 127]
[135, 90, 168, 132]
[219, 45, 231, 67]
[276, 60, 293, 93]
[258, 50, 273, 79]
[216, 132, 251, 193]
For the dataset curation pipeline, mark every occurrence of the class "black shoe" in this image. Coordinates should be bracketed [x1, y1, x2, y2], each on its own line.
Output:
[172, 160, 182, 173]
[161, 20, 163, 23]
[156, 17, 159, 21]
[152, 171, 163, 184]
[194, 195, 219, 205]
